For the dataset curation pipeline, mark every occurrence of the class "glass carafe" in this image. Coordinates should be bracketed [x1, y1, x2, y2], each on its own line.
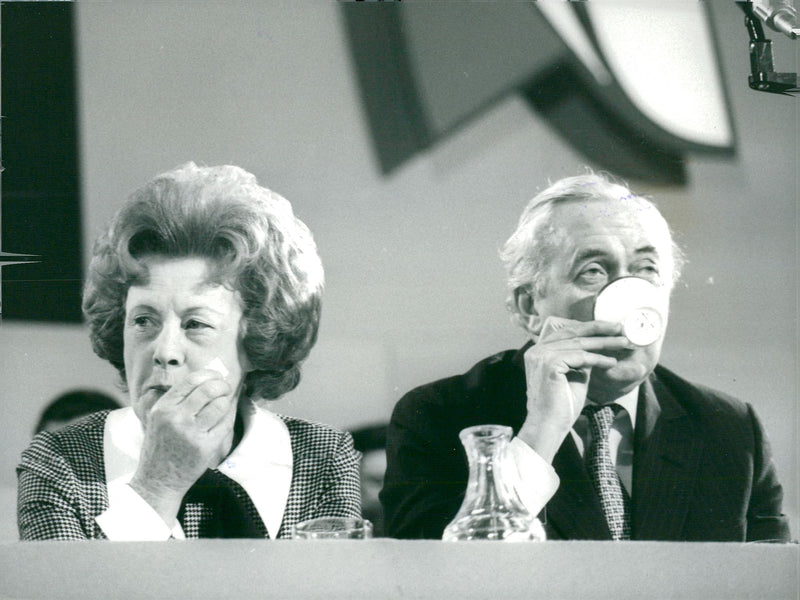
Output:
[442, 424, 546, 542]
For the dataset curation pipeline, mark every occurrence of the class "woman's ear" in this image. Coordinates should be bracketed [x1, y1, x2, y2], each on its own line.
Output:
[240, 352, 254, 373]
[514, 286, 543, 337]
[238, 319, 255, 373]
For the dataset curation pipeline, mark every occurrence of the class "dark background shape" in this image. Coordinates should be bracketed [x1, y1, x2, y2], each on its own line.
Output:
[1, 1, 83, 322]
[342, 2, 736, 185]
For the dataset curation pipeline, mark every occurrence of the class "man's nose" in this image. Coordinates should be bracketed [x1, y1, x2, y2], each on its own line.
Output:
[152, 320, 185, 367]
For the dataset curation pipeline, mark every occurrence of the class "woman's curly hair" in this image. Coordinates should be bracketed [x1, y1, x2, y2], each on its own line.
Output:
[82, 162, 324, 401]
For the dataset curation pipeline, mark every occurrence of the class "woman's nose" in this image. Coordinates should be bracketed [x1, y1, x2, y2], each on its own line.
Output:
[152, 320, 185, 367]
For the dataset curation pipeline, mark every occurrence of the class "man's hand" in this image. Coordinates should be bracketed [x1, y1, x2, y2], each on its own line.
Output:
[516, 317, 631, 463]
[129, 370, 236, 525]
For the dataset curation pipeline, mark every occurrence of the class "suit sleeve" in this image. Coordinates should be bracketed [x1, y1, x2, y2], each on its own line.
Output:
[744, 404, 792, 542]
[313, 431, 362, 519]
[16, 434, 97, 540]
[381, 388, 467, 539]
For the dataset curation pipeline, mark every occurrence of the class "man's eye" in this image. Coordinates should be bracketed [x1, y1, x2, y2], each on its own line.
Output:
[579, 265, 607, 281]
[185, 319, 210, 330]
[634, 264, 661, 280]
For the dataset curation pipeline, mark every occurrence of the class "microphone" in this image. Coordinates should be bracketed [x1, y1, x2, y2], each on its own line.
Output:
[751, 0, 799, 39]
[738, 0, 798, 92]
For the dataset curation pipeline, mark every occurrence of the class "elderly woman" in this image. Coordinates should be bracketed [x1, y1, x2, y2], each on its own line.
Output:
[17, 163, 361, 540]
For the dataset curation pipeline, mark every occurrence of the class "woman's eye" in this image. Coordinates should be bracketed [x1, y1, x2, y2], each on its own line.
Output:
[132, 315, 153, 327]
[185, 319, 210, 330]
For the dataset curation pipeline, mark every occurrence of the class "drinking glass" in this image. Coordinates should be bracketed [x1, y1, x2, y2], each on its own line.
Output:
[291, 517, 373, 539]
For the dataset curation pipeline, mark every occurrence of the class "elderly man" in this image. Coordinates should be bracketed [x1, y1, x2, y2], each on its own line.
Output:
[381, 173, 790, 542]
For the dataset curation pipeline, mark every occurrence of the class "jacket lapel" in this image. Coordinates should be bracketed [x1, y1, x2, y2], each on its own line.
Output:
[632, 375, 703, 540]
[544, 435, 612, 540]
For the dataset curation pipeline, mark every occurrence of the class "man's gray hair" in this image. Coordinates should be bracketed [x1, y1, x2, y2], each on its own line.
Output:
[499, 172, 685, 330]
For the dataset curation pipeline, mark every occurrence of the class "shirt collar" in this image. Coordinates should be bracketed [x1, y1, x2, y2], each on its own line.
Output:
[103, 400, 293, 539]
[586, 386, 639, 429]
[616, 387, 639, 427]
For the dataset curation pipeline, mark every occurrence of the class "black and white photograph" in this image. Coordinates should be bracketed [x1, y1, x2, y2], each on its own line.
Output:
[0, 1, 797, 598]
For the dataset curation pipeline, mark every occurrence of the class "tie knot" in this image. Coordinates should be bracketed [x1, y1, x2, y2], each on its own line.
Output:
[582, 404, 617, 437]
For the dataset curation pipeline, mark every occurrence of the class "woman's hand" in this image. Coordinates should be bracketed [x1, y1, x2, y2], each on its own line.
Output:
[129, 369, 236, 526]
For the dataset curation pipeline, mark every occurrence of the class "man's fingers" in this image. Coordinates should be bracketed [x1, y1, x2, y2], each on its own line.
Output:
[550, 350, 618, 373]
[539, 317, 623, 343]
[546, 335, 632, 352]
[526, 336, 632, 365]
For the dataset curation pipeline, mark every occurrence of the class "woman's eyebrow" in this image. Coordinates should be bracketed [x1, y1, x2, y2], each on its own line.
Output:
[126, 302, 158, 313]
[182, 304, 227, 317]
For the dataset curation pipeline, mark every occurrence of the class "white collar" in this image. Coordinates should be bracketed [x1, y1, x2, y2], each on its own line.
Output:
[586, 386, 639, 429]
[103, 400, 293, 539]
[614, 387, 639, 428]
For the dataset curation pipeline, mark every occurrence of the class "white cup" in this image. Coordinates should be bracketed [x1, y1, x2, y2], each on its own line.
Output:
[593, 276, 666, 346]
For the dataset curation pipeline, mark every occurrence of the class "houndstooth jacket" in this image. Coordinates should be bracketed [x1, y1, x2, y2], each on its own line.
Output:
[17, 409, 362, 540]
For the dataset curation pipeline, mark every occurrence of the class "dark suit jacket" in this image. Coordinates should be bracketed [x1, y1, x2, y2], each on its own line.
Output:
[17, 410, 361, 540]
[381, 347, 790, 542]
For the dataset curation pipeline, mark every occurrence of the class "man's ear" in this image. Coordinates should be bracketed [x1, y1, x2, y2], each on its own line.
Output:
[513, 286, 543, 337]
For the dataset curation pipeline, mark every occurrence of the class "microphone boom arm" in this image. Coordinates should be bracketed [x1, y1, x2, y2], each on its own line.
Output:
[738, 1, 798, 94]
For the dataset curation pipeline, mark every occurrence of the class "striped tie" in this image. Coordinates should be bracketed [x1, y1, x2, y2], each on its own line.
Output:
[583, 404, 631, 540]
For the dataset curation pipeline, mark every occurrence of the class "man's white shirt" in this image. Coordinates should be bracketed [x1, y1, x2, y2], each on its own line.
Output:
[507, 387, 638, 516]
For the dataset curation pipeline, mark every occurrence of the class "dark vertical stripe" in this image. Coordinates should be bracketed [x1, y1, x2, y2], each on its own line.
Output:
[1, 1, 83, 322]
[340, 3, 432, 174]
